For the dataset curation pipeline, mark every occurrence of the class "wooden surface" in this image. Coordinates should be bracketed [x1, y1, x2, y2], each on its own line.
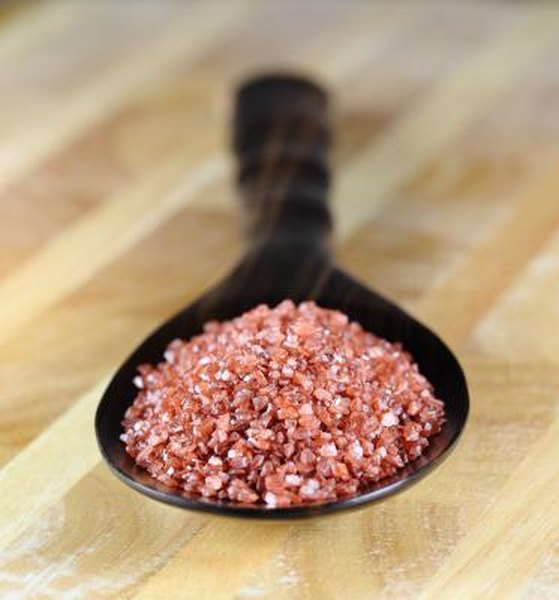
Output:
[0, 1, 558, 598]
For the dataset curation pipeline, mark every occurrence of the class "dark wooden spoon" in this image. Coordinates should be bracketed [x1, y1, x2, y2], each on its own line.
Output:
[95, 74, 469, 519]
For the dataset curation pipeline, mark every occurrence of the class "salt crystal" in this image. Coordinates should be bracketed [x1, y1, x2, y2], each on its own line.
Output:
[381, 412, 399, 427]
[349, 441, 364, 460]
[133, 376, 144, 389]
[264, 492, 277, 506]
[205, 475, 223, 490]
[281, 366, 294, 378]
[300, 479, 320, 496]
[285, 474, 301, 486]
[314, 388, 332, 402]
[319, 443, 338, 457]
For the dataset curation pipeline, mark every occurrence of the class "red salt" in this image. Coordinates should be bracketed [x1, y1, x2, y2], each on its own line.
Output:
[121, 300, 444, 506]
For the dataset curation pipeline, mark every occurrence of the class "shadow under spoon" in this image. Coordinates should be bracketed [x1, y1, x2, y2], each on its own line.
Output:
[95, 74, 469, 519]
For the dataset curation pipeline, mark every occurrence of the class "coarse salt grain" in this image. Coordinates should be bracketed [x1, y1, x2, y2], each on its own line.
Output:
[381, 412, 399, 427]
[300, 479, 320, 496]
[122, 300, 445, 506]
[319, 443, 338, 457]
[285, 474, 302, 486]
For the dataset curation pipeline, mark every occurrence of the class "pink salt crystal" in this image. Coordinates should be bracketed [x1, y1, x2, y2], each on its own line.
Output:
[122, 300, 445, 506]
[300, 479, 320, 497]
[285, 474, 302, 486]
[264, 492, 278, 506]
[298, 414, 321, 429]
[264, 474, 285, 494]
[349, 440, 364, 460]
[292, 320, 317, 336]
[332, 462, 350, 480]
[281, 365, 295, 378]
[381, 412, 399, 427]
[300, 448, 315, 465]
[314, 388, 332, 402]
[205, 475, 223, 491]
[319, 443, 338, 457]
[293, 372, 312, 390]
[284, 442, 295, 458]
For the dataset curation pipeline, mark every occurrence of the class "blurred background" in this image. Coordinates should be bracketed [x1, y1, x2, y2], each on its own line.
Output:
[1, 1, 558, 598]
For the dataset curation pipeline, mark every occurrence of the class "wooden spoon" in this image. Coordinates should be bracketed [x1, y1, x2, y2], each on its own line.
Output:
[95, 74, 469, 519]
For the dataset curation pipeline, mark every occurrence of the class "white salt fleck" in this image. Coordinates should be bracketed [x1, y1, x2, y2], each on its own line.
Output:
[320, 443, 337, 457]
[281, 366, 294, 378]
[133, 376, 144, 389]
[381, 412, 399, 427]
[300, 479, 320, 496]
[300, 403, 313, 415]
[264, 492, 277, 506]
[350, 441, 364, 459]
[285, 474, 301, 486]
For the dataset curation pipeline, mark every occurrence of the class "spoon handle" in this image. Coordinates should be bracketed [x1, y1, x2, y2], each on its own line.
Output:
[233, 74, 333, 256]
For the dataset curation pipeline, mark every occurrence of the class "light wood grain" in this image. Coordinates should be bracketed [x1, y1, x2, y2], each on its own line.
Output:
[0, 2, 558, 599]
[0, 2, 248, 194]
[0, 380, 107, 552]
[420, 420, 559, 599]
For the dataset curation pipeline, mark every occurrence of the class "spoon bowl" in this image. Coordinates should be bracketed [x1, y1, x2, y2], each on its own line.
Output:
[95, 75, 469, 519]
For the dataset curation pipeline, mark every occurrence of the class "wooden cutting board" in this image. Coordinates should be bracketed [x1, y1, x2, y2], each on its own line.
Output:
[0, 1, 558, 598]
